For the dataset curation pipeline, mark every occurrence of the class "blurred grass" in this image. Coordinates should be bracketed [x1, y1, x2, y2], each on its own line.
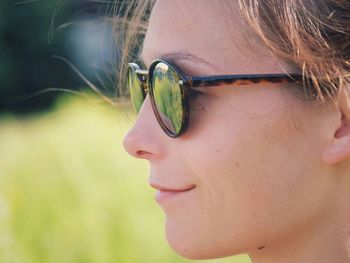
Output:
[0, 95, 251, 263]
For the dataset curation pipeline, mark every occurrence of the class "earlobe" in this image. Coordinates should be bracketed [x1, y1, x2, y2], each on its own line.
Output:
[323, 87, 350, 165]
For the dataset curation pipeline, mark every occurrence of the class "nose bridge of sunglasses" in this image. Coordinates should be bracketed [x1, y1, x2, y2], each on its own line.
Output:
[135, 69, 148, 80]
[135, 68, 186, 89]
[135, 69, 148, 74]
[134, 69, 149, 91]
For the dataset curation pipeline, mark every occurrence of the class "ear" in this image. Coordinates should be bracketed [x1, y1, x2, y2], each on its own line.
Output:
[323, 86, 350, 165]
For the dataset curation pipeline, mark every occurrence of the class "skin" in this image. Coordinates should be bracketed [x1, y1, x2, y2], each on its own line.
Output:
[123, 0, 350, 262]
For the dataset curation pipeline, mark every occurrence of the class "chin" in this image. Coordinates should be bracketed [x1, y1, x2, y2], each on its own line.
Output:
[165, 219, 263, 260]
[164, 220, 209, 259]
[166, 237, 215, 260]
[165, 221, 245, 260]
[167, 238, 244, 260]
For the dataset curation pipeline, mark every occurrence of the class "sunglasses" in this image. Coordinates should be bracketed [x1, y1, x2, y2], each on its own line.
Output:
[127, 59, 303, 138]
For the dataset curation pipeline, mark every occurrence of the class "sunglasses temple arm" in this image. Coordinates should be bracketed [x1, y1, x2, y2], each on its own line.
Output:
[190, 75, 304, 88]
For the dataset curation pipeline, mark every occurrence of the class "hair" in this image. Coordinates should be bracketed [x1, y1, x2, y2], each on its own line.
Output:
[111, 0, 156, 98]
[113, 0, 350, 106]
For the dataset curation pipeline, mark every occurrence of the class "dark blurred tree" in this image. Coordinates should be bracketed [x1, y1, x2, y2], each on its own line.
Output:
[0, 0, 113, 116]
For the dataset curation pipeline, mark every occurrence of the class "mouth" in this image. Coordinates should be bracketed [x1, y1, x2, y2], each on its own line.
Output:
[149, 183, 196, 204]
[150, 183, 195, 192]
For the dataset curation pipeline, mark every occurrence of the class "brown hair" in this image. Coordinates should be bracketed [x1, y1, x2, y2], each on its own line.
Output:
[111, 0, 155, 98]
[113, 0, 350, 105]
[236, 0, 350, 104]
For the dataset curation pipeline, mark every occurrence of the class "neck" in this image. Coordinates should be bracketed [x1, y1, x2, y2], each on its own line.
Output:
[249, 207, 350, 263]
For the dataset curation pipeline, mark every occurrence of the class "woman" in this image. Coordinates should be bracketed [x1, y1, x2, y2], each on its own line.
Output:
[120, 0, 350, 262]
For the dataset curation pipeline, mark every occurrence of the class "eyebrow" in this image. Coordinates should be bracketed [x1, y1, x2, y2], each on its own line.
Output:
[138, 51, 218, 70]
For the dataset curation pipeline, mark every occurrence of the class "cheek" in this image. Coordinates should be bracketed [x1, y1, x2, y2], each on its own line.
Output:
[165, 94, 331, 258]
[203, 113, 321, 228]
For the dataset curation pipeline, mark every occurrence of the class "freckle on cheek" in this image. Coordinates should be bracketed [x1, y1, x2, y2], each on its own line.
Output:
[235, 163, 240, 168]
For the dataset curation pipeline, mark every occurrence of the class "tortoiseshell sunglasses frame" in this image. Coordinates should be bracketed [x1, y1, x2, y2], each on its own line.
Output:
[128, 59, 303, 138]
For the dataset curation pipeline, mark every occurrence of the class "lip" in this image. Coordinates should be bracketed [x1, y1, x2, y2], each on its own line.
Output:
[150, 183, 196, 204]
[150, 182, 195, 192]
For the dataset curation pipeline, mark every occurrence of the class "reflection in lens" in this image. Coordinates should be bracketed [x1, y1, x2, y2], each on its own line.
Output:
[152, 62, 183, 135]
[128, 69, 145, 113]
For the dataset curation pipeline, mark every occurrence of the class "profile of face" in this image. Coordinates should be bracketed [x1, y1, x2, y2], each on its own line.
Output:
[123, 0, 350, 261]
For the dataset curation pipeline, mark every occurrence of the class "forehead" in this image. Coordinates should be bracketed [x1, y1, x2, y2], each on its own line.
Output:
[142, 0, 292, 75]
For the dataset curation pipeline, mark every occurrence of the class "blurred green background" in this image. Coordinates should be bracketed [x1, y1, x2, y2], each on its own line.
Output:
[0, 0, 251, 262]
[0, 95, 251, 262]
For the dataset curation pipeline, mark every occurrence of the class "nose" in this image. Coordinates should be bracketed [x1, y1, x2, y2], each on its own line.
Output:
[123, 95, 165, 160]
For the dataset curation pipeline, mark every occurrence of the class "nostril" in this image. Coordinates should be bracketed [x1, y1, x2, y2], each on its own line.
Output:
[122, 130, 158, 160]
[136, 150, 152, 157]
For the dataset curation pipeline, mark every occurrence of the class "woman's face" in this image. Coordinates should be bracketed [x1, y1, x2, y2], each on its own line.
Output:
[123, 0, 338, 259]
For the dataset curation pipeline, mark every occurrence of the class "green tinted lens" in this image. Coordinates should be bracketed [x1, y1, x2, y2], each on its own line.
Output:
[152, 62, 184, 135]
[128, 68, 145, 113]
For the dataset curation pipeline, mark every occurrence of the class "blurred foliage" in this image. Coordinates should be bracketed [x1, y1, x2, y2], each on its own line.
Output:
[0, 94, 251, 263]
[0, 0, 113, 115]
